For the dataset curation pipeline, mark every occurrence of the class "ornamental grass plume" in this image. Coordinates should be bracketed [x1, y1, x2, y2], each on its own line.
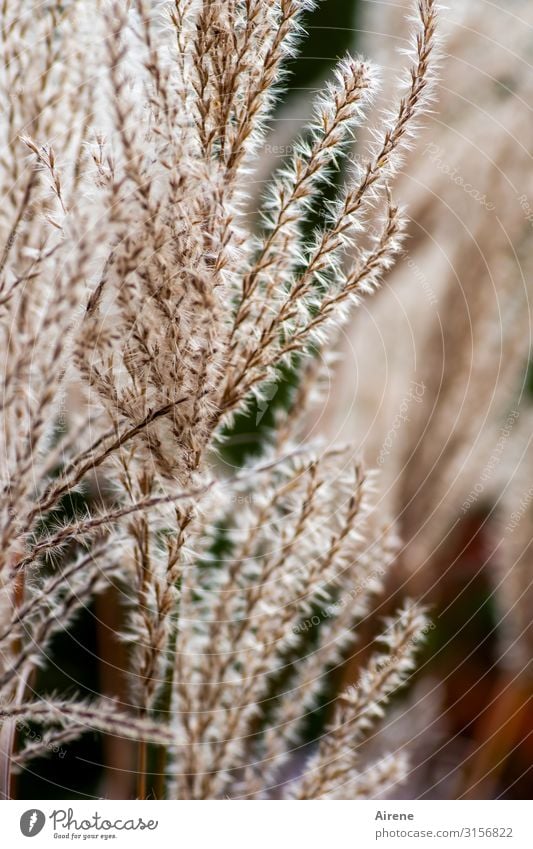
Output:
[327, 0, 533, 585]
[321, 0, 532, 798]
[0, 0, 438, 799]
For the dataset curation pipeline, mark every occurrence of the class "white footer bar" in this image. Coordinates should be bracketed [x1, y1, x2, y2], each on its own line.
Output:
[3, 800, 531, 848]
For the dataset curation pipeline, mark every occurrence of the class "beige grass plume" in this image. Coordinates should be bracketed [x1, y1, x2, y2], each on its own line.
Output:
[0, 0, 438, 799]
